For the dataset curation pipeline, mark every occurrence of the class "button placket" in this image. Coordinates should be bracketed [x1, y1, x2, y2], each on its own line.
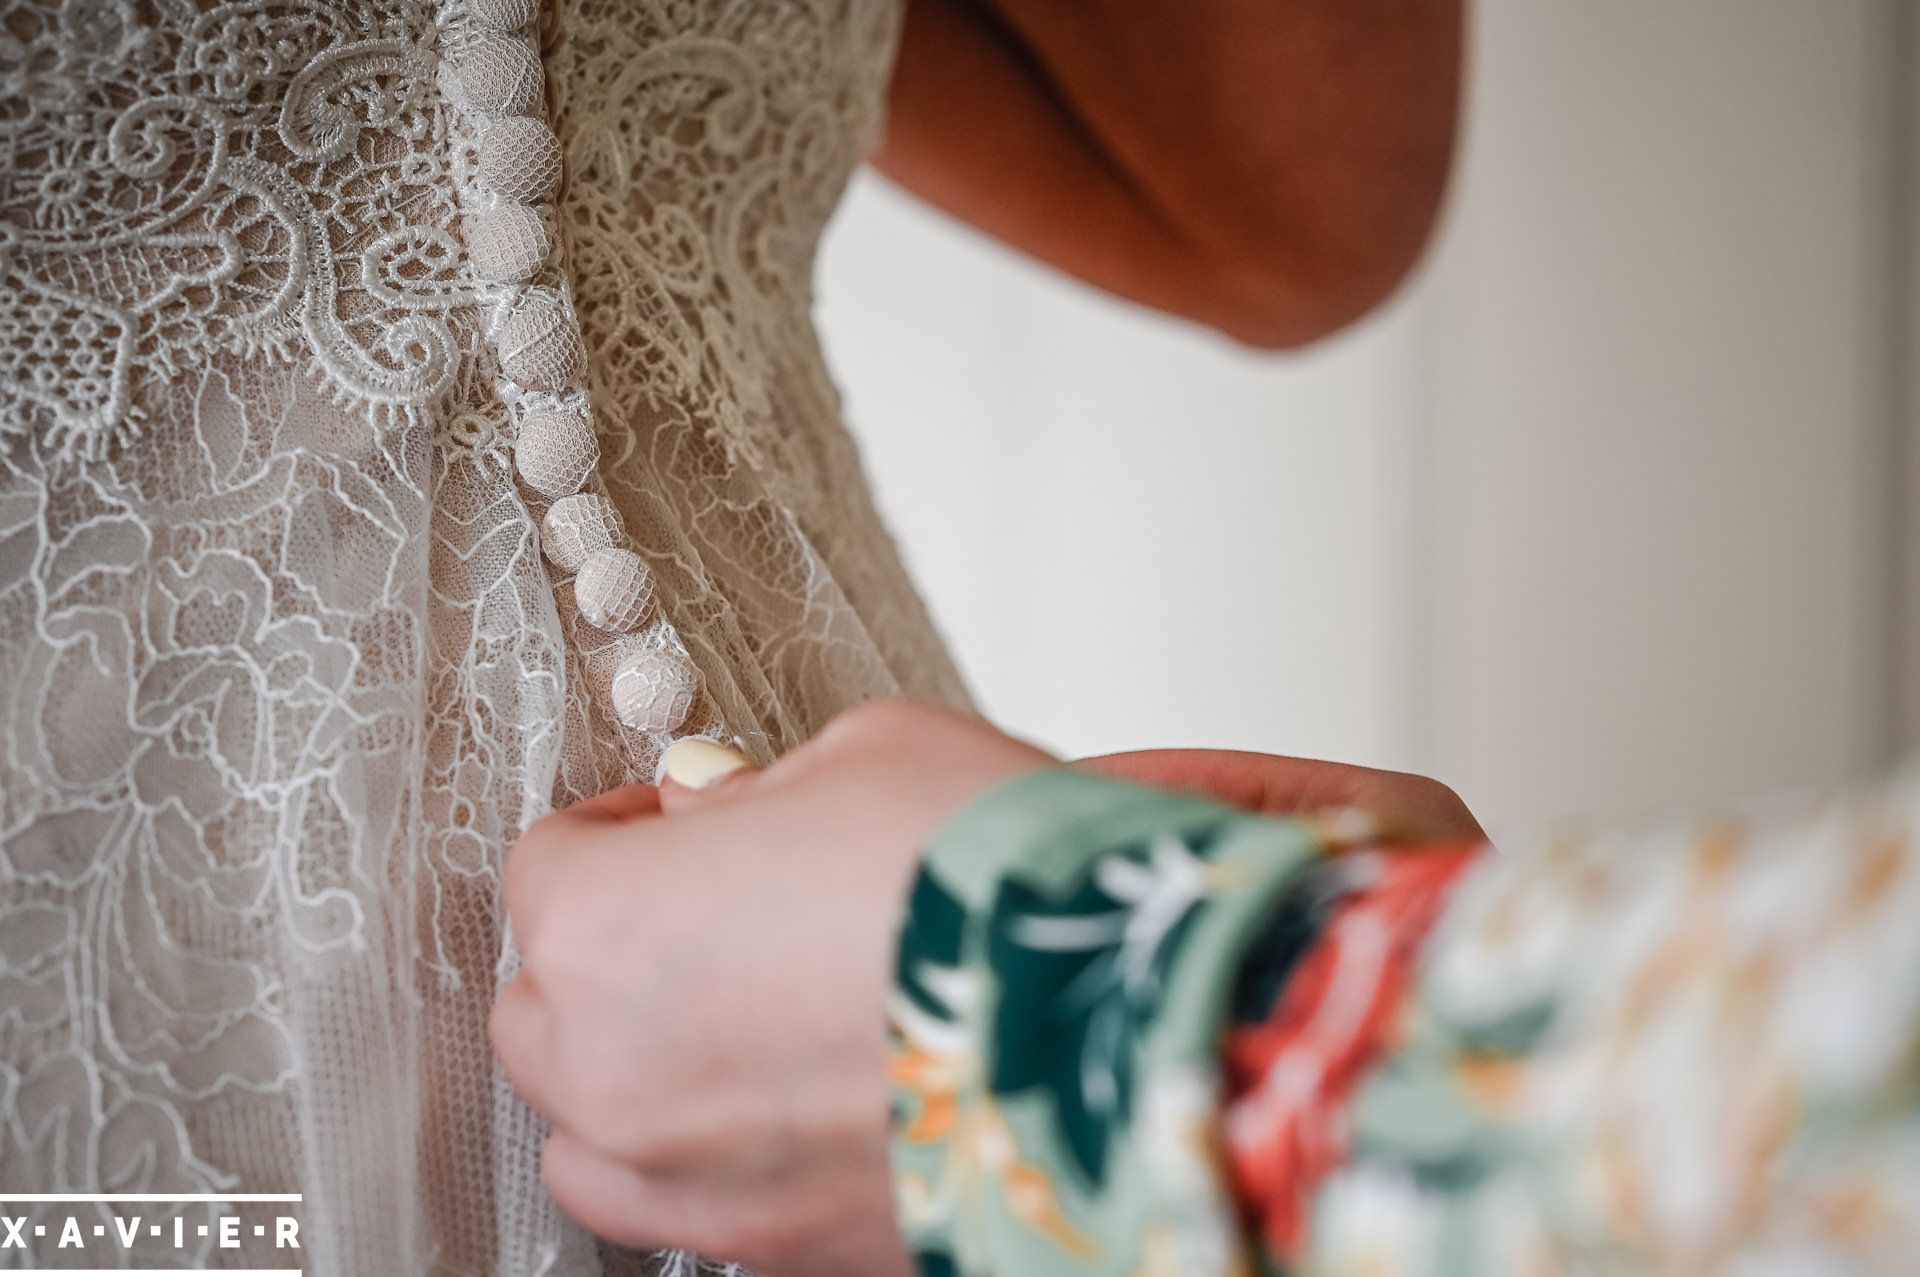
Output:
[448, 0, 709, 741]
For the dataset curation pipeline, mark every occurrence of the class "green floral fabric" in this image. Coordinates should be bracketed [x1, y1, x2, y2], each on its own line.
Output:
[887, 764, 1920, 1277]
[886, 768, 1320, 1277]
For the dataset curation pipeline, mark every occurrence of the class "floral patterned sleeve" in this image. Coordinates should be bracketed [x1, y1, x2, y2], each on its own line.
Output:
[886, 766, 1920, 1277]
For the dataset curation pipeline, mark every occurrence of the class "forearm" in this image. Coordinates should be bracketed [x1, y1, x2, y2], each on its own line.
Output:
[876, 0, 1462, 347]
[889, 766, 1920, 1275]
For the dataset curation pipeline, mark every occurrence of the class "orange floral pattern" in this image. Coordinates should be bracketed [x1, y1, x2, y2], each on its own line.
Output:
[1220, 844, 1480, 1256]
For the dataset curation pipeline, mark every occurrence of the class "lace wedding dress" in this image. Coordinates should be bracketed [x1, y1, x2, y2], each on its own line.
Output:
[0, 0, 965, 1270]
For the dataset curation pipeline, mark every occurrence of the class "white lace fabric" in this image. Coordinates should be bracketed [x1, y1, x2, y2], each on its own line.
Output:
[0, 0, 965, 1271]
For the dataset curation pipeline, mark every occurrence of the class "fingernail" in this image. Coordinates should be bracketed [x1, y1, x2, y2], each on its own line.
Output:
[659, 737, 753, 789]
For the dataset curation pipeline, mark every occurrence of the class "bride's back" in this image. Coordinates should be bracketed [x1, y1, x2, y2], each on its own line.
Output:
[0, 0, 960, 1270]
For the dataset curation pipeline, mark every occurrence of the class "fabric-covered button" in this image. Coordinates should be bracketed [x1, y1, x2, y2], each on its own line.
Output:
[574, 547, 656, 632]
[514, 409, 599, 498]
[464, 202, 549, 283]
[457, 35, 544, 116]
[478, 116, 563, 204]
[495, 291, 585, 392]
[470, 0, 538, 32]
[541, 491, 623, 573]
[611, 643, 701, 732]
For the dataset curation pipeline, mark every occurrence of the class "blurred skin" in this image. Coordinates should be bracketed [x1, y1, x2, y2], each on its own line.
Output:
[492, 700, 1480, 1275]
[1083, 746, 1483, 844]
[877, 0, 1464, 348]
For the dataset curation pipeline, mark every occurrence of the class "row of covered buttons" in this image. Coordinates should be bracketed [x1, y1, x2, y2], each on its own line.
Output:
[453, 0, 702, 736]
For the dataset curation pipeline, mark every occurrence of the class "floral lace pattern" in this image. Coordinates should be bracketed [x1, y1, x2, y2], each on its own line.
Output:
[0, 0, 961, 1270]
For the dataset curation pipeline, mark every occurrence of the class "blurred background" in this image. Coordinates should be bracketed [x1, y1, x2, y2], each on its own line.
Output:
[818, 1, 1920, 830]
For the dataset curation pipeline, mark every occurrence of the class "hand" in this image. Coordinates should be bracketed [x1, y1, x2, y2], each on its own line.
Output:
[1078, 748, 1483, 843]
[490, 701, 1052, 1276]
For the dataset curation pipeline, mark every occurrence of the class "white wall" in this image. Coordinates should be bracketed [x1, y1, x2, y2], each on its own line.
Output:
[818, 0, 1914, 828]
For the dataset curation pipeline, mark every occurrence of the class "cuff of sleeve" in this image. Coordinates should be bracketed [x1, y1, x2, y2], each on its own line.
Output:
[887, 766, 1324, 1277]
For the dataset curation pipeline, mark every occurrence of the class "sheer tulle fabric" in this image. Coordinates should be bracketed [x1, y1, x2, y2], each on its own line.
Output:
[0, 0, 963, 1271]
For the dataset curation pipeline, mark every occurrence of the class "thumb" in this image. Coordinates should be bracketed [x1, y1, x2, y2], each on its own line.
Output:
[655, 737, 759, 815]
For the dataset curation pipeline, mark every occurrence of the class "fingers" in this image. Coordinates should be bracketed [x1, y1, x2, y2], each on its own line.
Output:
[542, 1128, 769, 1263]
[1076, 749, 1484, 842]
[656, 737, 758, 815]
[505, 785, 665, 952]
[542, 1127, 671, 1251]
[564, 782, 663, 822]
[490, 972, 562, 1122]
[1078, 748, 1342, 813]
[503, 812, 611, 956]
[1350, 769, 1484, 843]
